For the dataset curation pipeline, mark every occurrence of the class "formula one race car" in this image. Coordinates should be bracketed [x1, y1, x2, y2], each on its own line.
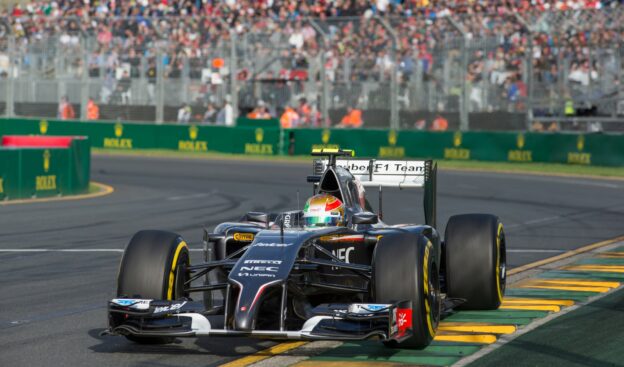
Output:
[104, 149, 506, 349]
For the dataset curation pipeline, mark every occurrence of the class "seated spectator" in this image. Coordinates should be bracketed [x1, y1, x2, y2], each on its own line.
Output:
[58, 96, 75, 120]
[339, 107, 363, 128]
[87, 98, 99, 120]
[431, 114, 448, 131]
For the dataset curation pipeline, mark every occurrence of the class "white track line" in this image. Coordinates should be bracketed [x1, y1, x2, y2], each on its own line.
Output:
[447, 171, 622, 189]
[506, 215, 562, 229]
[507, 249, 566, 253]
[0, 248, 204, 253]
[167, 190, 216, 201]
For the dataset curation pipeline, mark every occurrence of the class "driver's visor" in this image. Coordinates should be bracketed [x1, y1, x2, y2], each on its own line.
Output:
[303, 215, 341, 227]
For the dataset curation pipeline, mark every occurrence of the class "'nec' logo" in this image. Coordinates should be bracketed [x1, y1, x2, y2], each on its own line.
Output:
[240, 266, 279, 272]
[332, 247, 354, 263]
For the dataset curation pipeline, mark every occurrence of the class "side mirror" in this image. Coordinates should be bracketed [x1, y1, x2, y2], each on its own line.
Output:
[352, 212, 378, 225]
[245, 212, 269, 226]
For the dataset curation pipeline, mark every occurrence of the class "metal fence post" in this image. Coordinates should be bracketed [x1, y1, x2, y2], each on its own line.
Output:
[218, 16, 239, 124]
[230, 30, 239, 123]
[156, 49, 164, 124]
[446, 16, 469, 131]
[79, 40, 89, 120]
[514, 13, 533, 130]
[6, 36, 15, 118]
[375, 16, 399, 130]
[309, 19, 330, 127]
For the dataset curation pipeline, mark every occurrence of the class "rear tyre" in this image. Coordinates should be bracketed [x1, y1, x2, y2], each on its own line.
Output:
[373, 233, 441, 349]
[117, 230, 190, 344]
[445, 214, 506, 310]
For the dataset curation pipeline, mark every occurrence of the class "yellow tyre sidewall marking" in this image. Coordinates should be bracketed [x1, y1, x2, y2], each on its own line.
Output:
[496, 222, 504, 303]
[423, 241, 435, 337]
[167, 240, 189, 300]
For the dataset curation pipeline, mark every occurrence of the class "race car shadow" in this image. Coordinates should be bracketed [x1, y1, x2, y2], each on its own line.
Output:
[87, 328, 275, 357]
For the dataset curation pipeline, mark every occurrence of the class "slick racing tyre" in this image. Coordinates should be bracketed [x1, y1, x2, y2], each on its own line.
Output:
[445, 214, 506, 310]
[373, 233, 441, 349]
[117, 230, 190, 344]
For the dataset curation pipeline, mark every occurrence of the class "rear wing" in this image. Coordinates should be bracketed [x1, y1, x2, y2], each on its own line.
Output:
[314, 159, 429, 189]
[312, 155, 437, 228]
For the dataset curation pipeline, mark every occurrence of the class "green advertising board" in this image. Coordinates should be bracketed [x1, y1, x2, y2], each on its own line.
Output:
[0, 119, 281, 157]
[284, 128, 622, 167]
[0, 118, 623, 167]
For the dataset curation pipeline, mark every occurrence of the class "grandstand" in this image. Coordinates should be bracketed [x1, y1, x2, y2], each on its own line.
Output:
[0, 0, 623, 131]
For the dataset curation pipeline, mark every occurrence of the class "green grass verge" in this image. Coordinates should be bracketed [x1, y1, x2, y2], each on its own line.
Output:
[92, 148, 624, 179]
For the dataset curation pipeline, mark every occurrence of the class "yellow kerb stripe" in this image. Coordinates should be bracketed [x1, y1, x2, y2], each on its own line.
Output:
[517, 284, 610, 293]
[220, 341, 307, 367]
[597, 252, 624, 258]
[503, 298, 575, 306]
[434, 334, 497, 344]
[167, 241, 188, 300]
[500, 304, 560, 312]
[522, 279, 620, 288]
[438, 323, 516, 334]
[563, 265, 624, 273]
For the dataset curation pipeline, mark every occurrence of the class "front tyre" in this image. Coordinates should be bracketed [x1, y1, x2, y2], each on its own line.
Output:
[116, 230, 190, 344]
[373, 233, 441, 349]
[445, 214, 506, 310]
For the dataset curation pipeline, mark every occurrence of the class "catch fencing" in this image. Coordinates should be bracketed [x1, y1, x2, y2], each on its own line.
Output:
[0, 9, 623, 131]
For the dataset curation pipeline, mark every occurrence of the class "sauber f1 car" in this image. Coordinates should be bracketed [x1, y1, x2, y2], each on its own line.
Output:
[104, 149, 507, 349]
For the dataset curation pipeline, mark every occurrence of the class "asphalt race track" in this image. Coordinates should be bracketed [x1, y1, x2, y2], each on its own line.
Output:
[2, 154, 624, 367]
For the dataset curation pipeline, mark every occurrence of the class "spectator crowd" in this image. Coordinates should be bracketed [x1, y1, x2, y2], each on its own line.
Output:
[3, 0, 623, 126]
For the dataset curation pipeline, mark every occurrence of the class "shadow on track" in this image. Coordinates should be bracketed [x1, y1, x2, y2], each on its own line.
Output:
[87, 328, 275, 358]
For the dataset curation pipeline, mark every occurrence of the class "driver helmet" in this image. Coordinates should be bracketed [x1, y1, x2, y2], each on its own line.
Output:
[303, 193, 345, 227]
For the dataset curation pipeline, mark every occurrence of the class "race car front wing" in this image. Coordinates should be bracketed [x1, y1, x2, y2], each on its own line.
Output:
[103, 298, 414, 343]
